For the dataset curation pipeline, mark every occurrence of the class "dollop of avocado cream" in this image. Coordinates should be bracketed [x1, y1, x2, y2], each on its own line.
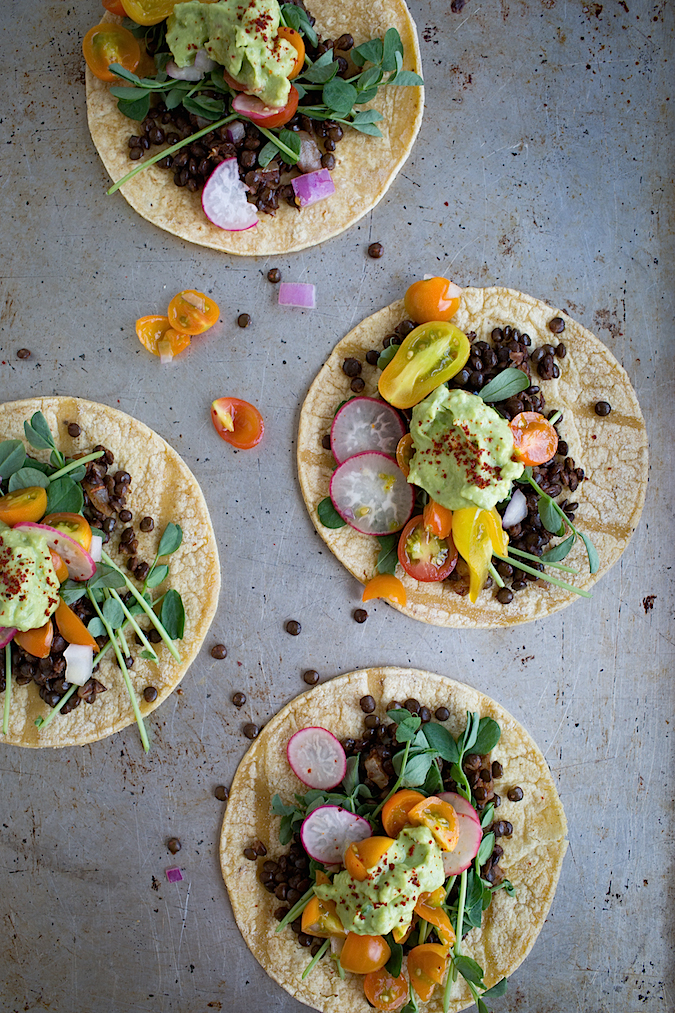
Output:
[0, 522, 59, 632]
[315, 826, 445, 936]
[408, 386, 524, 511]
[167, 0, 296, 107]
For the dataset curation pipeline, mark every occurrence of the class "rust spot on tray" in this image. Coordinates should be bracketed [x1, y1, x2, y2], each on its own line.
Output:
[642, 595, 656, 613]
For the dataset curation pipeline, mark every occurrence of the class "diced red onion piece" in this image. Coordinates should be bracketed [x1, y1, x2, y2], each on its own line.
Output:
[226, 120, 246, 144]
[157, 339, 173, 365]
[291, 169, 335, 208]
[63, 643, 94, 686]
[0, 626, 17, 649]
[502, 488, 528, 528]
[90, 534, 103, 562]
[166, 867, 183, 883]
[278, 283, 315, 309]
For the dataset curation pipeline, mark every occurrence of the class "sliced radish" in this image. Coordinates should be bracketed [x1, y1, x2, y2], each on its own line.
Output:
[287, 727, 347, 790]
[329, 451, 414, 535]
[0, 626, 16, 649]
[232, 92, 285, 125]
[13, 523, 96, 581]
[438, 791, 480, 824]
[501, 488, 528, 528]
[300, 806, 372, 864]
[63, 643, 94, 686]
[201, 158, 258, 232]
[442, 812, 483, 876]
[330, 397, 406, 465]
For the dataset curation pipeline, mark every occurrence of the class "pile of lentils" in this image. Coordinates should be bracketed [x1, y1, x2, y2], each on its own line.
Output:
[333, 314, 602, 606]
[247, 697, 522, 959]
[126, 4, 353, 216]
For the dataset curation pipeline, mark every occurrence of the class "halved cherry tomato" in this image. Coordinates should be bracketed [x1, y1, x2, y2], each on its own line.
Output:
[344, 836, 395, 881]
[407, 943, 449, 1001]
[167, 291, 220, 335]
[277, 26, 305, 78]
[54, 599, 100, 653]
[102, 0, 127, 14]
[397, 516, 458, 583]
[363, 967, 408, 1010]
[15, 621, 54, 659]
[340, 932, 390, 974]
[422, 500, 453, 539]
[50, 550, 69, 583]
[362, 574, 407, 607]
[233, 85, 299, 129]
[378, 322, 471, 409]
[510, 411, 559, 466]
[136, 317, 191, 358]
[414, 890, 455, 951]
[404, 277, 462, 324]
[0, 487, 47, 527]
[407, 796, 459, 852]
[120, 0, 176, 25]
[381, 789, 425, 838]
[43, 513, 92, 552]
[82, 23, 140, 83]
[301, 894, 346, 938]
[211, 398, 264, 450]
[451, 506, 507, 603]
[395, 433, 413, 477]
[392, 917, 416, 944]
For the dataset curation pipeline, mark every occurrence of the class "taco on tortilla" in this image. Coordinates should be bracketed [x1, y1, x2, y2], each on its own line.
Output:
[220, 667, 568, 1012]
[85, 0, 423, 255]
[297, 283, 648, 628]
[0, 396, 220, 749]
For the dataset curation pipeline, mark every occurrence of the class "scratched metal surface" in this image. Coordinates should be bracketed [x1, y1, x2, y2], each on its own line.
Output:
[0, 0, 673, 1011]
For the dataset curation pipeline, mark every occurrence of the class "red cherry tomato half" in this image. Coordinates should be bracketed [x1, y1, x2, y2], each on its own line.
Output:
[211, 398, 264, 450]
[398, 516, 458, 582]
[102, 0, 127, 15]
[232, 85, 299, 129]
[82, 23, 140, 83]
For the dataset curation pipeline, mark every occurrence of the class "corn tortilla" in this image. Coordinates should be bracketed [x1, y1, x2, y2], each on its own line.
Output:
[297, 287, 648, 627]
[220, 666, 568, 1012]
[85, 2, 423, 256]
[0, 396, 220, 748]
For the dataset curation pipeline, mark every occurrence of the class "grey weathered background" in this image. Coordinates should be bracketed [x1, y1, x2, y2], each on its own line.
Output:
[1, 1, 673, 1011]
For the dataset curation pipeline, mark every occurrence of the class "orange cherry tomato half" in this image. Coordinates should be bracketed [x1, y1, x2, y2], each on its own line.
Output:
[414, 891, 455, 952]
[301, 894, 346, 938]
[397, 516, 458, 583]
[0, 486, 47, 527]
[509, 411, 559, 466]
[43, 513, 92, 552]
[167, 291, 220, 336]
[120, 0, 176, 26]
[391, 917, 415, 945]
[82, 23, 141, 83]
[344, 836, 395, 882]
[211, 398, 264, 450]
[102, 0, 127, 15]
[363, 967, 409, 1010]
[381, 789, 426, 838]
[15, 621, 54, 659]
[277, 26, 305, 78]
[50, 550, 69, 583]
[407, 943, 449, 1001]
[422, 500, 453, 539]
[395, 433, 413, 477]
[403, 277, 462, 324]
[407, 796, 459, 852]
[340, 932, 391, 974]
[136, 316, 191, 358]
[54, 599, 100, 653]
[362, 574, 407, 607]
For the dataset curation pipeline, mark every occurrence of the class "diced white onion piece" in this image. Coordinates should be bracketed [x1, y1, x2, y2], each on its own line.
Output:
[182, 291, 206, 311]
[194, 49, 216, 73]
[296, 131, 323, 173]
[64, 643, 94, 686]
[157, 339, 174, 365]
[278, 282, 316, 308]
[89, 534, 103, 562]
[291, 168, 335, 208]
[166, 60, 204, 82]
[502, 488, 528, 528]
[226, 120, 246, 144]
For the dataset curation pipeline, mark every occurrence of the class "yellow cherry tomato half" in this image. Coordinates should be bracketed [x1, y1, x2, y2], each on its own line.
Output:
[120, 0, 177, 26]
[407, 795, 459, 852]
[0, 486, 47, 527]
[301, 895, 346, 938]
[167, 290, 220, 335]
[102, 0, 127, 15]
[43, 513, 92, 552]
[15, 621, 54, 660]
[395, 433, 414, 477]
[407, 943, 449, 1001]
[414, 892, 455, 952]
[452, 507, 497, 603]
[510, 411, 559, 466]
[362, 574, 407, 607]
[50, 550, 69, 583]
[340, 932, 391, 974]
[82, 23, 141, 83]
[381, 789, 426, 838]
[404, 277, 462, 324]
[378, 322, 471, 409]
[363, 967, 409, 1010]
[211, 398, 264, 450]
[277, 26, 305, 78]
[344, 836, 396, 882]
[54, 599, 100, 653]
[136, 316, 191, 358]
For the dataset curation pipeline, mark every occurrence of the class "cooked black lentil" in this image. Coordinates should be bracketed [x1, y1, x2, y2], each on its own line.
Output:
[237, 313, 251, 328]
[286, 620, 301, 636]
[143, 686, 158, 703]
[368, 242, 384, 258]
[353, 608, 368, 623]
[350, 377, 365, 393]
[214, 785, 229, 801]
[211, 644, 228, 659]
[267, 268, 282, 283]
[595, 400, 611, 416]
[16, 348, 31, 359]
[321, 434, 331, 449]
[67, 422, 81, 437]
[342, 357, 361, 377]
[303, 669, 320, 685]
[232, 692, 246, 707]
[243, 723, 260, 740]
[167, 838, 181, 854]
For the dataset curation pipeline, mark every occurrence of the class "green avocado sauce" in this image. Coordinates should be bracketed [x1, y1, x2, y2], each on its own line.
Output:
[0, 522, 59, 632]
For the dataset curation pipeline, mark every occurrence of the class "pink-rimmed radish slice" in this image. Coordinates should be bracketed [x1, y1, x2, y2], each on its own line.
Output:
[442, 812, 483, 876]
[63, 643, 94, 686]
[300, 806, 372, 864]
[0, 626, 17, 649]
[330, 397, 406, 465]
[287, 726, 347, 790]
[13, 523, 96, 581]
[329, 452, 414, 536]
[232, 91, 286, 125]
[201, 159, 258, 232]
[438, 791, 480, 824]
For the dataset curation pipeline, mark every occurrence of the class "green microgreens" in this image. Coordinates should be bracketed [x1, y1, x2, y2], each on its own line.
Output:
[518, 468, 599, 573]
[101, 550, 183, 660]
[301, 938, 330, 979]
[34, 683, 78, 731]
[275, 884, 315, 933]
[2, 643, 11, 736]
[507, 544, 578, 574]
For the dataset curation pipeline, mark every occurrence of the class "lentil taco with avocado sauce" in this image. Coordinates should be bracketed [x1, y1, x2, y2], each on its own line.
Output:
[0, 396, 220, 749]
[220, 667, 568, 1012]
[297, 282, 648, 628]
[84, 0, 423, 255]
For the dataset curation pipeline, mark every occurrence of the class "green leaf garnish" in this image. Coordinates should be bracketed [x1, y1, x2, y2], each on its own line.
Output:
[477, 367, 530, 403]
[317, 497, 346, 529]
[8, 468, 49, 492]
[159, 589, 185, 640]
[0, 440, 26, 478]
[157, 522, 183, 557]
